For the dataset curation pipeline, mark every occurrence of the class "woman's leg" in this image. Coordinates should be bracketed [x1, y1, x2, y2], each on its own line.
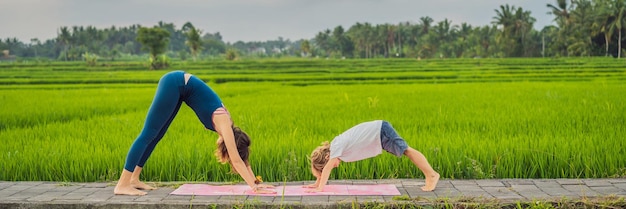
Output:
[115, 72, 183, 195]
[130, 166, 153, 190]
[131, 102, 182, 190]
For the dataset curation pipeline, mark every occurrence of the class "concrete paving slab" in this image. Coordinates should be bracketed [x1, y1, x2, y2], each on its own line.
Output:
[450, 180, 478, 186]
[614, 183, 626, 190]
[556, 179, 584, 185]
[590, 186, 624, 195]
[482, 186, 523, 199]
[476, 180, 505, 187]
[505, 179, 535, 185]
[518, 191, 551, 200]
[533, 179, 563, 188]
[0, 179, 624, 208]
[585, 179, 614, 187]
[434, 180, 454, 188]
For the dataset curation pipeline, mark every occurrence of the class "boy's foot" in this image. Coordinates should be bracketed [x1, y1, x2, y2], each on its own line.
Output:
[131, 181, 156, 190]
[421, 172, 440, 191]
[114, 184, 148, 195]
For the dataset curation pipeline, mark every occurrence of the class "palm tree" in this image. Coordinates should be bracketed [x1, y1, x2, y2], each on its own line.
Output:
[568, 0, 594, 56]
[356, 23, 374, 58]
[493, 4, 516, 56]
[541, 26, 560, 57]
[373, 25, 387, 58]
[408, 17, 434, 58]
[419, 16, 434, 35]
[607, 0, 626, 58]
[493, 4, 536, 57]
[432, 19, 456, 58]
[514, 7, 536, 57]
[547, 0, 571, 26]
[594, 0, 626, 58]
[332, 26, 354, 58]
[478, 25, 498, 57]
[347, 23, 366, 58]
[313, 29, 331, 57]
[182, 22, 195, 32]
[594, 0, 615, 56]
[300, 40, 311, 57]
[381, 24, 396, 57]
[57, 26, 71, 61]
[30, 38, 39, 58]
[454, 23, 473, 57]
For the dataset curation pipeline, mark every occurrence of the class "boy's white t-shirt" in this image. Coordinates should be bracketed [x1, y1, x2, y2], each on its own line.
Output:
[329, 120, 383, 162]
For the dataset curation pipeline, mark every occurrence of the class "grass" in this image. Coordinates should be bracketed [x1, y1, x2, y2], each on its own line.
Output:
[356, 195, 626, 209]
[0, 58, 624, 183]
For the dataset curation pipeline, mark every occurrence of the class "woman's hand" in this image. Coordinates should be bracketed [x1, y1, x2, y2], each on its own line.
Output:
[257, 183, 274, 189]
[253, 186, 276, 194]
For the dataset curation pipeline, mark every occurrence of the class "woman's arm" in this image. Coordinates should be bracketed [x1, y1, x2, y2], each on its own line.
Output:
[246, 165, 274, 188]
[213, 114, 274, 193]
[213, 115, 252, 184]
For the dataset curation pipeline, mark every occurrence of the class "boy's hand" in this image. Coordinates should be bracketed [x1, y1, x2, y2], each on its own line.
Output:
[302, 184, 317, 188]
[304, 188, 323, 193]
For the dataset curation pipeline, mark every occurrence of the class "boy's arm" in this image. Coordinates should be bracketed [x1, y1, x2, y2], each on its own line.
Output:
[303, 168, 322, 188]
[303, 178, 320, 188]
[314, 178, 321, 187]
[307, 158, 340, 192]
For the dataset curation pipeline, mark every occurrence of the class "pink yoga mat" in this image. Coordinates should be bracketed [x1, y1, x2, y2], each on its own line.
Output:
[170, 184, 401, 196]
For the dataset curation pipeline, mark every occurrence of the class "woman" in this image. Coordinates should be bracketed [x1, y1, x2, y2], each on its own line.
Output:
[114, 70, 274, 195]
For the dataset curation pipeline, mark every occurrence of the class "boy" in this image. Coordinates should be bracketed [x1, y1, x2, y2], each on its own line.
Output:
[305, 120, 439, 192]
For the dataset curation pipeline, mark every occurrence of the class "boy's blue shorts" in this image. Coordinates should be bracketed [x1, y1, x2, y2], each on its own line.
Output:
[380, 121, 409, 157]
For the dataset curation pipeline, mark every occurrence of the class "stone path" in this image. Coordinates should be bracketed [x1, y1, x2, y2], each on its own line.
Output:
[1, 179, 625, 209]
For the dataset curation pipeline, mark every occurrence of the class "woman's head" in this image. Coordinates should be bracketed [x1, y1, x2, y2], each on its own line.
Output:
[215, 126, 251, 170]
[309, 141, 331, 175]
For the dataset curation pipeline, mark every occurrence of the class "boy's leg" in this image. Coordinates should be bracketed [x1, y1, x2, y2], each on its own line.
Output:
[404, 147, 440, 191]
[380, 121, 439, 191]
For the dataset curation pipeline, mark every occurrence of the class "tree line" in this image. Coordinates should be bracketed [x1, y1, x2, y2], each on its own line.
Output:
[1, 0, 625, 62]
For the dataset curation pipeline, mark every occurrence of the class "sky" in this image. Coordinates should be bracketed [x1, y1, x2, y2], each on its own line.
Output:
[0, 0, 554, 43]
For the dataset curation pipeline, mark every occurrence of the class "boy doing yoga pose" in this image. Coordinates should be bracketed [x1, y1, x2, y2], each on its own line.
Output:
[306, 120, 439, 192]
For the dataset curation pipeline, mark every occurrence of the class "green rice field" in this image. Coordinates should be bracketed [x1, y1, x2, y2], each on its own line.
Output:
[0, 58, 624, 183]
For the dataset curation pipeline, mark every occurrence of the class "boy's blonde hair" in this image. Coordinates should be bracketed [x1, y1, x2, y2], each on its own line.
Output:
[309, 141, 331, 173]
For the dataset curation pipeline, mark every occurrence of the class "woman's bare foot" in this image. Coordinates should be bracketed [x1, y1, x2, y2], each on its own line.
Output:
[131, 180, 156, 190]
[114, 184, 147, 195]
[421, 172, 440, 191]
[302, 184, 317, 188]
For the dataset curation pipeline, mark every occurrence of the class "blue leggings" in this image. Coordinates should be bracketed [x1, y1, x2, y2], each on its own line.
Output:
[123, 71, 197, 172]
